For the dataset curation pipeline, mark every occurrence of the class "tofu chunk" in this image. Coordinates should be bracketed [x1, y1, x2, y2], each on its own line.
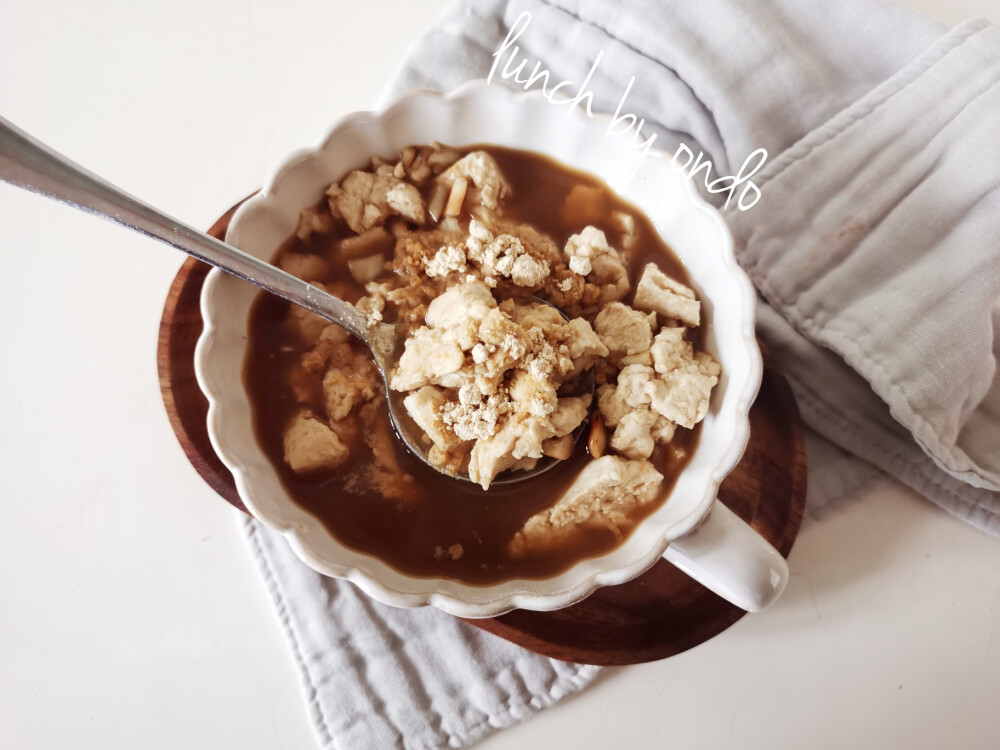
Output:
[566, 318, 611, 364]
[467, 418, 521, 489]
[468, 413, 552, 489]
[548, 394, 592, 436]
[279, 252, 329, 281]
[509, 369, 559, 417]
[600, 382, 676, 456]
[610, 409, 658, 460]
[596, 383, 630, 427]
[477, 308, 530, 367]
[646, 356, 720, 429]
[621, 350, 653, 367]
[651, 415, 677, 443]
[295, 204, 334, 241]
[650, 326, 692, 374]
[322, 368, 377, 422]
[403, 386, 462, 452]
[390, 327, 466, 391]
[385, 183, 425, 223]
[327, 168, 425, 234]
[613, 210, 637, 251]
[283, 411, 349, 473]
[506, 300, 564, 331]
[509, 457, 663, 556]
[287, 298, 332, 346]
[436, 151, 511, 210]
[615, 364, 656, 408]
[301, 324, 354, 375]
[593, 302, 656, 363]
[563, 226, 630, 303]
[425, 280, 497, 349]
[633, 263, 701, 327]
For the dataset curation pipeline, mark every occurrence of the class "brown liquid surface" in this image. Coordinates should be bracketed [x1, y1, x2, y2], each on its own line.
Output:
[244, 145, 701, 584]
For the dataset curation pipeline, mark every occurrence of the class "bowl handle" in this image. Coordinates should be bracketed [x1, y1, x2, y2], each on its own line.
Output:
[662, 502, 788, 612]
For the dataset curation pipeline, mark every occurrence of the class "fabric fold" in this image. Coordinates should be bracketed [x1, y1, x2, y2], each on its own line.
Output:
[243, 515, 600, 750]
[727, 19, 1000, 525]
[754, 303, 1000, 531]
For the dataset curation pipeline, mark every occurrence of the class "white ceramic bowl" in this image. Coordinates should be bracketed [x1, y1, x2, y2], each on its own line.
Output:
[194, 80, 765, 618]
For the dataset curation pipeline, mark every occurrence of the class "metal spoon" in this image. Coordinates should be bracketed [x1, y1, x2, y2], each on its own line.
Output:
[0, 116, 589, 485]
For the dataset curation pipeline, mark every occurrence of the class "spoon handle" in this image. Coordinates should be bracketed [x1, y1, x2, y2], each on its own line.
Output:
[0, 116, 370, 339]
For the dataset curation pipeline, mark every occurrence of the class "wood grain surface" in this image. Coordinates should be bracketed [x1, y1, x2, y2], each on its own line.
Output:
[156, 202, 807, 665]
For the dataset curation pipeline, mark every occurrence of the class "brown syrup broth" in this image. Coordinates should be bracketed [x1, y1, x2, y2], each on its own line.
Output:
[244, 144, 702, 584]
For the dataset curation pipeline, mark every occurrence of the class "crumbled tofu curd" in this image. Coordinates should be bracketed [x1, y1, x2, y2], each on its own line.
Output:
[251, 142, 720, 577]
[391, 281, 603, 488]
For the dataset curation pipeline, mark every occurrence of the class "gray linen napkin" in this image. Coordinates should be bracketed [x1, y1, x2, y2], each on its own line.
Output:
[242, 516, 598, 749]
[242, 2, 1000, 748]
[726, 20, 1000, 529]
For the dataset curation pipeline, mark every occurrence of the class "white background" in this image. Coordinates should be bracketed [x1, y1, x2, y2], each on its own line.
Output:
[1, 1, 998, 748]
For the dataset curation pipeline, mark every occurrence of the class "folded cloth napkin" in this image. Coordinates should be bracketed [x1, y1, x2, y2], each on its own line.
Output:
[243, 516, 598, 749]
[242, 2, 1000, 748]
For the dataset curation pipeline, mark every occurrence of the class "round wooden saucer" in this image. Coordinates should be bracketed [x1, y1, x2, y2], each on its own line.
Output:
[157, 202, 807, 666]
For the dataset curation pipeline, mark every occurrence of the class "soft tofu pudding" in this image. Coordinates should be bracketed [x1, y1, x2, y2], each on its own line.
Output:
[244, 144, 720, 583]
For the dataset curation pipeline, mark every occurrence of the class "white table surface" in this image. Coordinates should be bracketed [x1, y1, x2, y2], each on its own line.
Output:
[1, 2, 998, 748]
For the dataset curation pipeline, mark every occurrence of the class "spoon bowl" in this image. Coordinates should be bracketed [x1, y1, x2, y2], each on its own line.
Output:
[383, 315, 597, 487]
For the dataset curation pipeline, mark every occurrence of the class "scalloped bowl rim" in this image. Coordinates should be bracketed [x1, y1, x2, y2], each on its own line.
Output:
[193, 80, 761, 618]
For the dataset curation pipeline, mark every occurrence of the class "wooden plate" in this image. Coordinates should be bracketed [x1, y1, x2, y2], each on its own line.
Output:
[157, 202, 807, 666]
